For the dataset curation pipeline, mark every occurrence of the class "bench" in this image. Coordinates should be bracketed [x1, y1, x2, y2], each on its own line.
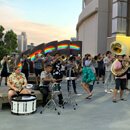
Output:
[0, 87, 43, 110]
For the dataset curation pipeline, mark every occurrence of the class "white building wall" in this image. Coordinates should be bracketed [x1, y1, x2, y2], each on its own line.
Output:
[78, 13, 98, 56]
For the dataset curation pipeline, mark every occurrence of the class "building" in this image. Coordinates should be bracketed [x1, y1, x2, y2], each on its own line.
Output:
[27, 43, 36, 50]
[77, 0, 130, 56]
[17, 32, 27, 52]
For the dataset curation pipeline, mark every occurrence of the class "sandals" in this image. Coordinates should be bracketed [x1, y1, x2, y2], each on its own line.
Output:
[113, 98, 127, 103]
[113, 99, 117, 103]
[86, 94, 92, 99]
[120, 98, 127, 101]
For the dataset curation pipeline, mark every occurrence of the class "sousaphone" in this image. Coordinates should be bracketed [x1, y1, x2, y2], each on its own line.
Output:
[110, 41, 129, 77]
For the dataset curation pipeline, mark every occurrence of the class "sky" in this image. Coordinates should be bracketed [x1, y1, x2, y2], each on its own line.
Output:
[0, 0, 82, 45]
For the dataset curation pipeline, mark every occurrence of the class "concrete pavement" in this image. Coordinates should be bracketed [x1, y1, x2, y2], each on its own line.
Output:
[0, 77, 130, 130]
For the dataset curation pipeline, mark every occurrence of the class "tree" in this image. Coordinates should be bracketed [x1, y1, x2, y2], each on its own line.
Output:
[0, 25, 18, 60]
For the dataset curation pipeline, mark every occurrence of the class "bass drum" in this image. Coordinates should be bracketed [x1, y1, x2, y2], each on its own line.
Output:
[11, 94, 37, 115]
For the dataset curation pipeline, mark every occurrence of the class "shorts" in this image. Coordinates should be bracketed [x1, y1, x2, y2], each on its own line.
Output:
[98, 69, 105, 77]
[8, 88, 24, 94]
[95, 68, 98, 74]
[35, 69, 42, 77]
[1, 70, 10, 77]
[127, 73, 130, 80]
[115, 78, 126, 90]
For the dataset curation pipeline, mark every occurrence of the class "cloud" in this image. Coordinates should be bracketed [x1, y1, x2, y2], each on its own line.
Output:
[0, 3, 76, 45]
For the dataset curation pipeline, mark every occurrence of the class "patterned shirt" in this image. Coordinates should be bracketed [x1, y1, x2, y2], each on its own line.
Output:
[39, 71, 53, 86]
[52, 60, 62, 76]
[7, 72, 27, 91]
[33, 57, 42, 69]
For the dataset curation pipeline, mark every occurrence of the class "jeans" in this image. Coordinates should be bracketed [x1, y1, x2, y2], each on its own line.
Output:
[104, 71, 114, 91]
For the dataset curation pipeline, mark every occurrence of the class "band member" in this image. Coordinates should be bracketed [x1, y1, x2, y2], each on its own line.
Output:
[28, 57, 34, 73]
[85, 54, 95, 74]
[85, 54, 96, 92]
[20, 53, 29, 81]
[97, 53, 105, 84]
[82, 54, 88, 67]
[33, 53, 42, 85]
[44, 53, 52, 68]
[7, 66, 31, 104]
[0, 54, 10, 86]
[113, 55, 127, 103]
[122, 54, 130, 90]
[39, 65, 64, 107]
[51, 53, 63, 80]
[103, 51, 114, 93]
[81, 67, 96, 99]
[67, 56, 77, 94]
[9, 56, 16, 73]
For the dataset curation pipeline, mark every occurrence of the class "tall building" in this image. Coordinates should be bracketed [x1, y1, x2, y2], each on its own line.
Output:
[77, 0, 130, 56]
[17, 32, 27, 52]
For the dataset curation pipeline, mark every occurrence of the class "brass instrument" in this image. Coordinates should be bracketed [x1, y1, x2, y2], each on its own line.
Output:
[7, 56, 11, 62]
[93, 55, 98, 61]
[60, 54, 67, 62]
[110, 41, 129, 77]
[110, 41, 127, 55]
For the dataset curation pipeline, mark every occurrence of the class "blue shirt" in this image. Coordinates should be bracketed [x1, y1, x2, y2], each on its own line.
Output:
[34, 57, 42, 69]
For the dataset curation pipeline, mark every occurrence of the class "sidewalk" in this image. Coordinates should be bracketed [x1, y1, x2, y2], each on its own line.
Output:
[0, 77, 130, 130]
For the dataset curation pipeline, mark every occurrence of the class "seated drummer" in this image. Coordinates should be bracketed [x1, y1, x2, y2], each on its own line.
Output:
[7, 66, 31, 104]
[39, 65, 64, 107]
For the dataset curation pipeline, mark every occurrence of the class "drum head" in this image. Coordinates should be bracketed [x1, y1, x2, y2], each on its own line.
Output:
[12, 94, 36, 101]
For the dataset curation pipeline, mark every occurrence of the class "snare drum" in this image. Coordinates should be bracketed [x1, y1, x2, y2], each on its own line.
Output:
[51, 83, 61, 95]
[11, 94, 37, 115]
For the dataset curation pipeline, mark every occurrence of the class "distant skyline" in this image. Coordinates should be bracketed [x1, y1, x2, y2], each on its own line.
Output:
[0, 0, 82, 45]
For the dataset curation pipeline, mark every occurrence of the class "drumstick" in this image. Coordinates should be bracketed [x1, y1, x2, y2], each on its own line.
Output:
[56, 79, 62, 81]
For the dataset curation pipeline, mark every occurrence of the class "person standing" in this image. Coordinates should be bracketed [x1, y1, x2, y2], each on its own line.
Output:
[33, 53, 42, 85]
[9, 56, 15, 73]
[113, 55, 127, 103]
[44, 53, 52, 67]
[83, 54, 88, 67]
[51, 53, 64, 104]
[103, 51, 114, 93]
[0, 54, 10, 85]
[97, 53, 105, 84]
[67, 56, 77, 94]
[20, 53, 29, 81]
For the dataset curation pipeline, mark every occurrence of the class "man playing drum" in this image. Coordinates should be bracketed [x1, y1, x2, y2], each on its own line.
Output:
[39, 65, 64, 107]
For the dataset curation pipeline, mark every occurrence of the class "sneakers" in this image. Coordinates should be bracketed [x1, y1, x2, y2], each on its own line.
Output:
[107, 91, 111, 94]
[105, 90, 107, 93]
[110, 89, 113, 92]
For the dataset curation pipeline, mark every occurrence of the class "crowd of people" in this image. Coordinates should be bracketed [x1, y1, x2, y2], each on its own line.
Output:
[0, 50, 129, 106]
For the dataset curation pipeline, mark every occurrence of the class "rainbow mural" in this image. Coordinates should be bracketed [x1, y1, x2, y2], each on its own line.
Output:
[30, 50, 42, 61]
[44, 46, 55, 54]
[57, 44, 68, 50]
[18, 62, 22, 69]
[70, 44, 80, 50]
[18, 50, 42, 69]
